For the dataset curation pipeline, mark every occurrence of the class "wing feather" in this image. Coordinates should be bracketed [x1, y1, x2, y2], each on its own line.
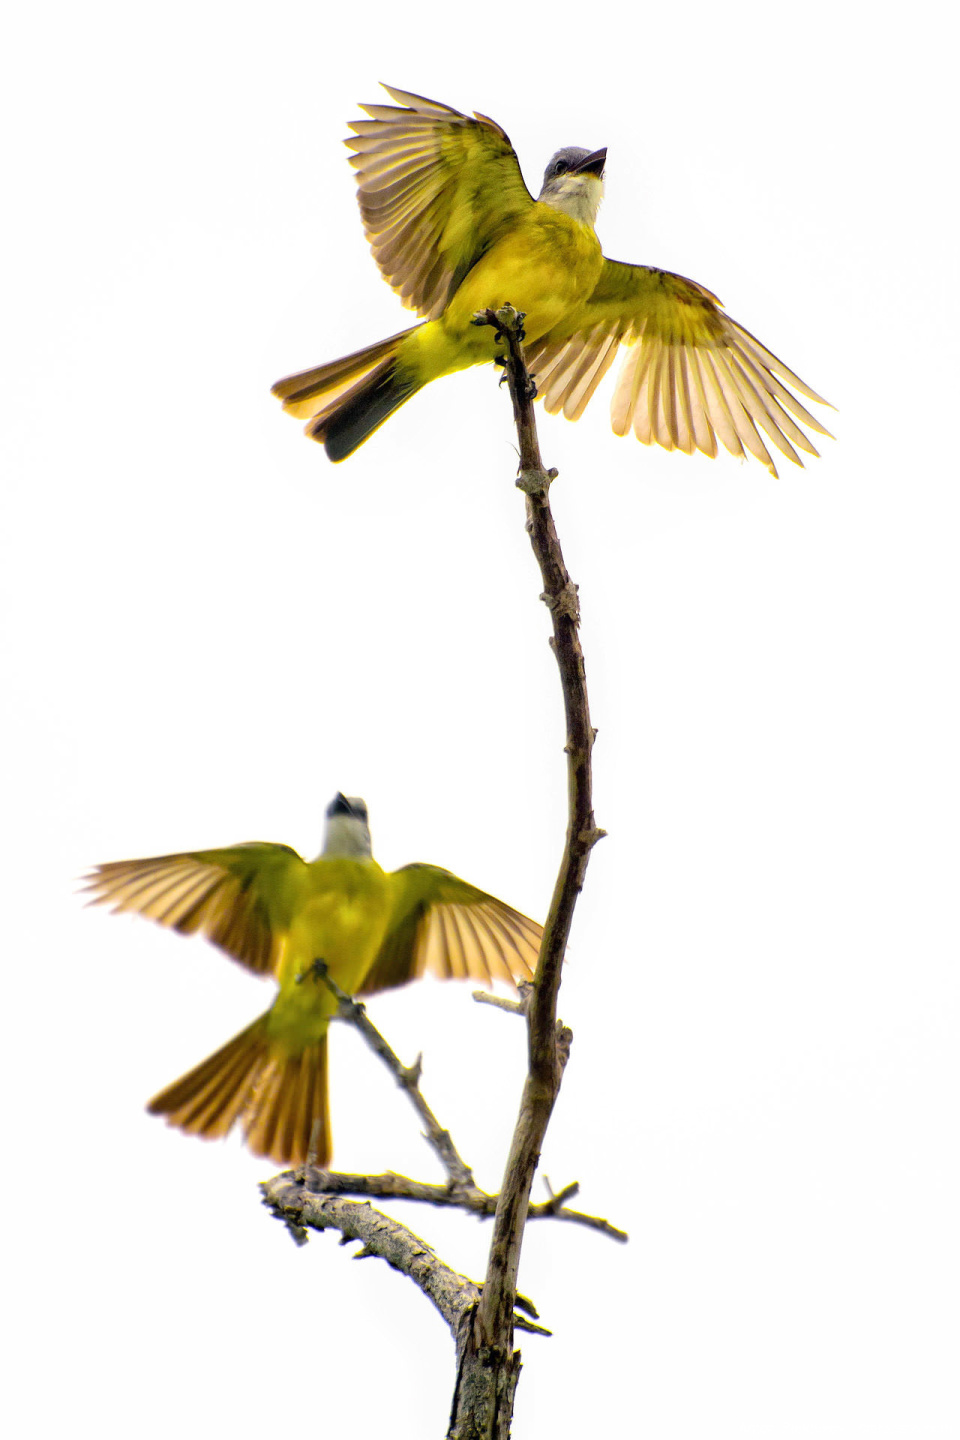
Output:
[732, 347, 821, 455]
[726, 353, 804, 467]
[358, 863, 540, 995]
[83, 842, 304, 976]
[531, 259, 832, 475]
[686, 350, 719, 458]
[464, 904, 513, 980]
[696, 346, 745, 459]
[455, 905, 511, 986]
[347, 86, 534, 320]
[563, 332, 619, 421]
[674, 343, 696, 455]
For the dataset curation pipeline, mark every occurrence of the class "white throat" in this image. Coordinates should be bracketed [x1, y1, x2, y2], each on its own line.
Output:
[322, 813, 373, 858]
[540, 173, 603, 229]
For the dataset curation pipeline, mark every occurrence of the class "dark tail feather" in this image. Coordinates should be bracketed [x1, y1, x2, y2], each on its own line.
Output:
[272, 326, 421, 461]
[314, 362, 418, 461]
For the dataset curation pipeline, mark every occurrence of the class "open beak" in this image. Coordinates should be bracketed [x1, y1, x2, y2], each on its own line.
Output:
[573, 148, 607, 179]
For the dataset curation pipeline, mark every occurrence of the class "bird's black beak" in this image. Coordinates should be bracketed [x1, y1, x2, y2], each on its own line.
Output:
[573, 147, 606, 179]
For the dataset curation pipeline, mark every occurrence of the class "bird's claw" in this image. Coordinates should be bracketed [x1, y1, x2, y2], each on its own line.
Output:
[296, 957, 328, 985]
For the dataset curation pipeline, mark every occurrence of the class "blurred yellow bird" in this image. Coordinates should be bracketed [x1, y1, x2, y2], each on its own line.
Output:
[85, 794, 541, 1167]
[273, 84, 832, 475]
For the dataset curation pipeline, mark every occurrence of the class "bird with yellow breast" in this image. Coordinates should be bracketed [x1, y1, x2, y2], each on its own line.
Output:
[273, 85, 832, 474]
[86, 794, 541, 1167]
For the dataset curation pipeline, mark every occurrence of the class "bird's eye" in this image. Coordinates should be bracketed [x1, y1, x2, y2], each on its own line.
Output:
[553, 160, 568, 176]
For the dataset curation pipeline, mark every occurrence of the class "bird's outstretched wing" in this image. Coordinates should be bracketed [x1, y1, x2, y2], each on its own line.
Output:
[526, 259, 833, 477]
[359, 863, 541, 994]
[83, 843, 304, 976]
[346, 85, 535, 320]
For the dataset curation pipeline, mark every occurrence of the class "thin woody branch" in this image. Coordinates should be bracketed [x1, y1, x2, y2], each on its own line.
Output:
[273, 1167, 627, 1242]
[261, 310, 613, 1440]
[449, 305, 607, 1439]
[305, 958, 475, 1188]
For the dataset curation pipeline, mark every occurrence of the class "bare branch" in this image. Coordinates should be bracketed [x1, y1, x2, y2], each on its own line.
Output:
[270, 1164, 627, 1242]
[260, 310, 617, 1440]
[305, 958, 475, 1189]
[262, 1174, 478, 1332]
[447, 305, 608, 1438]
[260, 1176, 552, 1338]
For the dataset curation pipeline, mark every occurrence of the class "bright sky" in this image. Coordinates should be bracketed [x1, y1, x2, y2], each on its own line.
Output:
[3, 4, 957, 1437]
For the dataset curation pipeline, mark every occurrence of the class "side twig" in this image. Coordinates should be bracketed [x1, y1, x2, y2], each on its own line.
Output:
[305, 958, 474, 1188]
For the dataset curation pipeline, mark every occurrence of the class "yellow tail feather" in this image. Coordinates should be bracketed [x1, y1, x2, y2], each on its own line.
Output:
[147, 1017, 332, 1167]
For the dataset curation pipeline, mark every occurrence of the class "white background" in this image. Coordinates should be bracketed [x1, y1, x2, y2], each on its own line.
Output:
[3, 4, 958, 1436]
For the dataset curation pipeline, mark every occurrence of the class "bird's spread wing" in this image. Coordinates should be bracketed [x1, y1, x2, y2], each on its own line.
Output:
[346, 84, 535, 320]
[359, 863, 541, 994]
[525, 260, 833, 477]
[83, 842, 305, 976]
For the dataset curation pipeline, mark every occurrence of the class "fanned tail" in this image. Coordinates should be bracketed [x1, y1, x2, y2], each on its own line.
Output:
[147, 1017, 332, 1167]
[272, 327, 422, 461]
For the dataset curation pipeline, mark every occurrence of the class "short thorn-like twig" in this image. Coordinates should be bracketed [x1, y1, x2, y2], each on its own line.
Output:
[471, 985, 530, 1017]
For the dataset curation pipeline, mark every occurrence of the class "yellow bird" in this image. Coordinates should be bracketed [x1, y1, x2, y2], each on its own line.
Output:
[273, 85, 832, 475]
[85, 794, 541, 1167]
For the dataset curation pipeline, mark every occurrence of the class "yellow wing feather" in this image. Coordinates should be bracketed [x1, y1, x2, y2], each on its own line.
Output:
[359, 863, 541, 994]
[527, 260, 833, 477]
[83, 843, 304, 976]
[346, 85, 535, 320]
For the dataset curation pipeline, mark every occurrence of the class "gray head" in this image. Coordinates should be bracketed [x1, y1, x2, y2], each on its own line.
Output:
[322, 791, 373, 858]
[537, 146, 607, 227]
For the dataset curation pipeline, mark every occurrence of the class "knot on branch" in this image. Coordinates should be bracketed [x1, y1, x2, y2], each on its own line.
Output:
[517, 465, 557, 496]
[541, 580, 580, 622]
[579, 824, 608, 851]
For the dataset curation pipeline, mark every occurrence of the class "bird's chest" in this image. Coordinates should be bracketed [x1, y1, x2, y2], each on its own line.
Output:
[448, 211, 603, 343]
[278, 862, 392, 992]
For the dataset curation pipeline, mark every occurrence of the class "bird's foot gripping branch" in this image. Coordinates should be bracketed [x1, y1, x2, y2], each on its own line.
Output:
[479, 305, 557, 497]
